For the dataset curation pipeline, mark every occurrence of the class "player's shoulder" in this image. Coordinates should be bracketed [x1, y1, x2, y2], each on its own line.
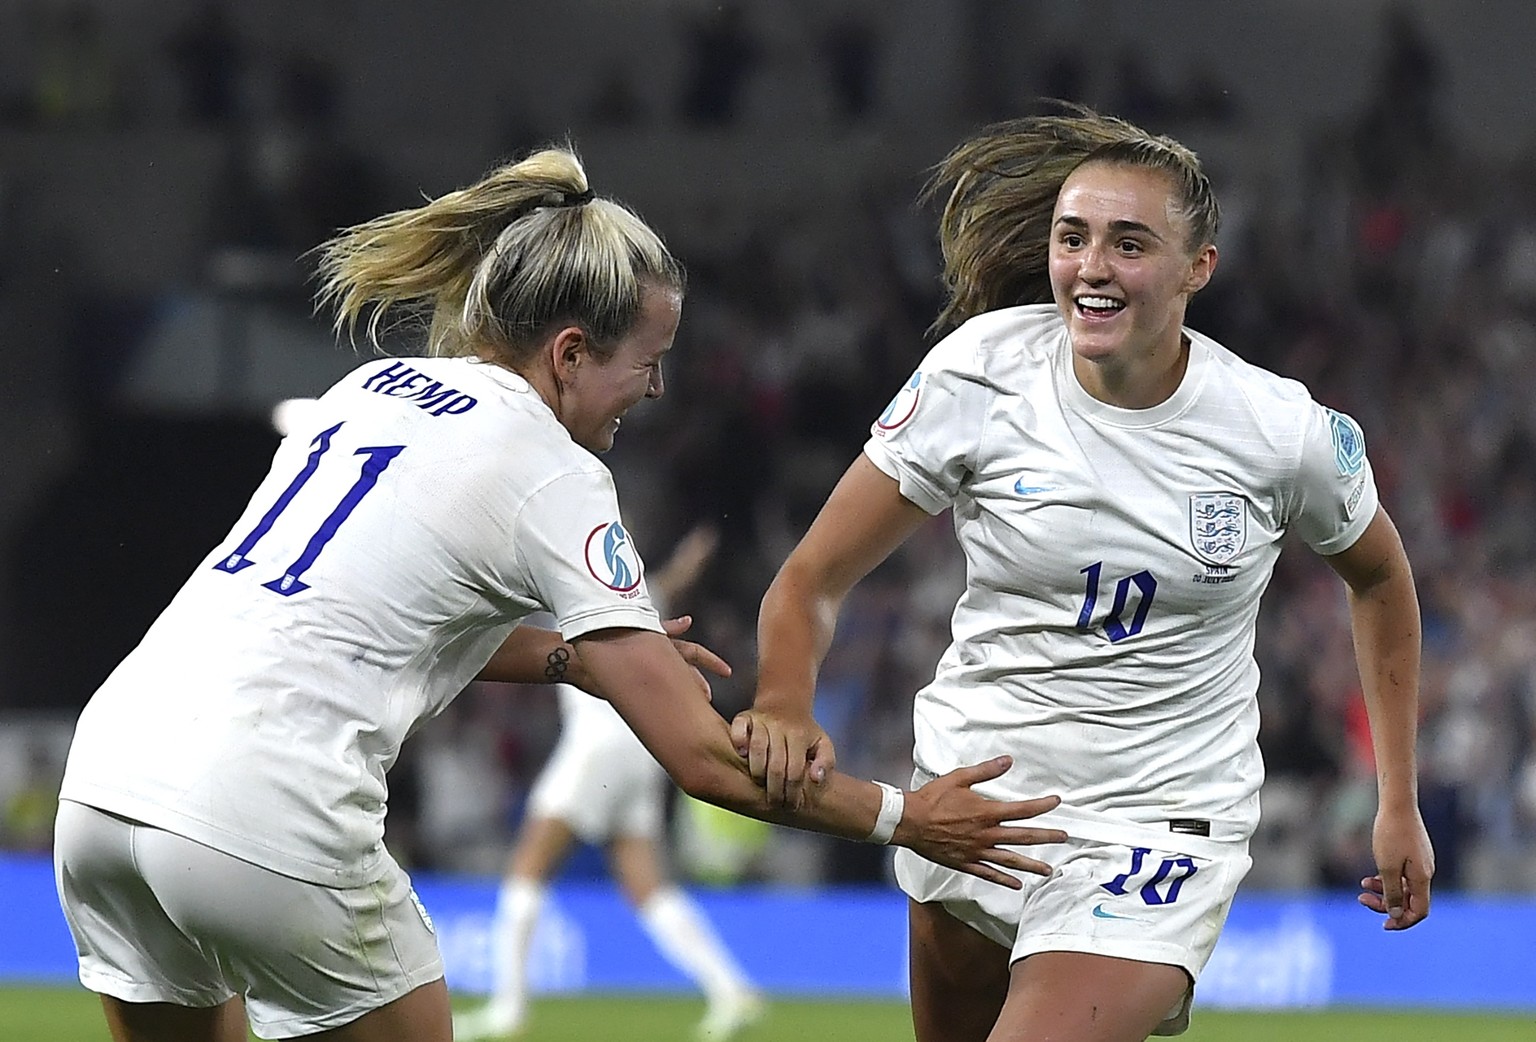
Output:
[1191, 327, 1320, 418]
[926, 304, 1063, 381]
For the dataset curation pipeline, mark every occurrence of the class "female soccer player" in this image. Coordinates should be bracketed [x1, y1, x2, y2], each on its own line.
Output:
[52, 147, 1066, 1042]
[735, 106, 1434, 1042]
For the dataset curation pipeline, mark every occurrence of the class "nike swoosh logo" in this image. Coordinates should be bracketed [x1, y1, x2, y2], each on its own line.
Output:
[1014, 478, 1061, 495]
[1091, 903, 1141, 921]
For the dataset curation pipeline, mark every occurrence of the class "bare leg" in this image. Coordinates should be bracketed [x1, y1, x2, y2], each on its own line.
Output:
[508, 816, 577, 880]
[310, 978, 452, 1042]
[907, 899, 1011, 1042]
[990, 952, 1188, 1042]
[100, 995, 247, 1042]
[606, 833, 666, 906]
[455, 817, 577, 1039]
[610, 835, 762, 1038]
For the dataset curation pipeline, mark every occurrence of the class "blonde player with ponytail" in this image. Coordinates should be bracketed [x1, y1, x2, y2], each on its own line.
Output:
[54, 147, 1066, 1042]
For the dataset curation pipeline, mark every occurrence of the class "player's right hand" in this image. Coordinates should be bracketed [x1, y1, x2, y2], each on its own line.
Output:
[729, 706, 836, 809]
[898, 756, 1066, 889]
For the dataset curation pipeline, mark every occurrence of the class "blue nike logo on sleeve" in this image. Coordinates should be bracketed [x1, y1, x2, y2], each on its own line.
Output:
[1014, 478, 1060, 495]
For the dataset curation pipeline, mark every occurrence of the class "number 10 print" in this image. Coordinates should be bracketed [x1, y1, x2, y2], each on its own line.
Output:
[1076, 562, 1158, 642]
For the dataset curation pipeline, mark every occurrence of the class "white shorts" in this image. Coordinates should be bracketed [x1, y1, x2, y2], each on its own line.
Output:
[53, 800, 443, 1039]
[525, 724, 667, 843]
[895, 835, 1251, 1036]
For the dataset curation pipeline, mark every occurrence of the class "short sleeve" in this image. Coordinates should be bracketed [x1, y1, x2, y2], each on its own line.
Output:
[1287, 402, 1379, 555]
[512, 469, 664, 640]
[862, 336, 989, 515]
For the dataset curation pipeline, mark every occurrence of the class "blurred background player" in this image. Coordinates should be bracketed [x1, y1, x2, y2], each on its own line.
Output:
[456, 525, 766, 1040]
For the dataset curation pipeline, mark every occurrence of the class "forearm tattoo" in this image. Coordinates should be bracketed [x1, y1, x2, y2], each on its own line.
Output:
[544, 645, 571, 683]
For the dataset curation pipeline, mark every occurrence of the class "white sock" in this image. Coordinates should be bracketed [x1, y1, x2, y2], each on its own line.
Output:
[486, 877, 546, 1018]
[637, 888, 754, 1005]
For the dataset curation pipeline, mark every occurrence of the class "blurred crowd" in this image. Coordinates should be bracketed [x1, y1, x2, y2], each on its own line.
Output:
[2, 1, 1534, 894]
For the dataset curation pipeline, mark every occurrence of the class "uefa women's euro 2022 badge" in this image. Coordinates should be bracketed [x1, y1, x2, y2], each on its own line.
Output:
[873, 371, 923, 435]
[585, 520, 644, 596]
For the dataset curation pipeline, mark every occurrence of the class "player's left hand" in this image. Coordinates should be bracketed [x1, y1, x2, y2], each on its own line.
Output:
[1358, 803, 1433, 930]
[662, 615, 731, 701]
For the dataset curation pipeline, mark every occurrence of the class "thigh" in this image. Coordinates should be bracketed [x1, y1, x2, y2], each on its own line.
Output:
[130, 828, 445, 1039]
[308, 978, 451, 1042]
[508, 815, 578, 879]
[100, 995, 248, 1042]
[993, 952, 1187, 1042]
[908, 899, 1011, 1042]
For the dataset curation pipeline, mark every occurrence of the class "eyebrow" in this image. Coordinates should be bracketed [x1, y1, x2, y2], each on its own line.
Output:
[1054, 214, 1166, 243]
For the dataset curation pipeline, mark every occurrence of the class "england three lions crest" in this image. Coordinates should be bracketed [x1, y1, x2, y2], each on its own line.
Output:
[1189, 492, 1247, 565]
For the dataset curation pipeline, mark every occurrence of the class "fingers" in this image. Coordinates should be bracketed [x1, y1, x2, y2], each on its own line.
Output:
[765, 730, 793, 808]
[1358, 872, 1431, 930]
[1378, 867, 1407, 923]
[807, 739, 836, 786]
[676, 639, 732, 679]
[941, 755, 1014, 788]
[988, 795, 1063, 822]
[729, 713, 752, 758]
[954, 861, 1025, 890]
[991, 825, 1069, 847]
[747, 720, 772, 791]
[661, 615, 693, 636]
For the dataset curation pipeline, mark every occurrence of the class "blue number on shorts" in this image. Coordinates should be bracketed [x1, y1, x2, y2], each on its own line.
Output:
[1101, 847, 1199, 905]
[1077, 564, 1158, 641]
[213, 423, 404, 596]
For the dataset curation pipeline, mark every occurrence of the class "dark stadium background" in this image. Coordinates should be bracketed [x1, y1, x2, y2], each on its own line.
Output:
[2, 0, 1534, 984]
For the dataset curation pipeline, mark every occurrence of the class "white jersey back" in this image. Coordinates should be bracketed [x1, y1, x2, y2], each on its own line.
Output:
[61, 356, 663, 886]
[864, 305, 1376, 855]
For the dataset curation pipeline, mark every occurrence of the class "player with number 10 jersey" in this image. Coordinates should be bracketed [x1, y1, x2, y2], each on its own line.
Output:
[867, 302, 1377, 859]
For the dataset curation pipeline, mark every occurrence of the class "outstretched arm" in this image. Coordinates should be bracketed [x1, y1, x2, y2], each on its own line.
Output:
[1324, 506, 1433, 930]
[477, 617, 730, 699]
[739, 454, 932, 807]
[576, 625, 1065, 888]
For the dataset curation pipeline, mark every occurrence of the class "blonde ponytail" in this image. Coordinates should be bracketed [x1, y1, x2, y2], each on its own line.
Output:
[315, 147, 683, 361]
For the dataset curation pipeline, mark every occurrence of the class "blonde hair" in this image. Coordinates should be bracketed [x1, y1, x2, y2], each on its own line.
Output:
[315, 147, 685, 363]
[923, 103, 1219, 334]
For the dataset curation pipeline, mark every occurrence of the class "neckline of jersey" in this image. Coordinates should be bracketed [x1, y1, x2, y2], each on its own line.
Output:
[1054, 328, 1210, 430]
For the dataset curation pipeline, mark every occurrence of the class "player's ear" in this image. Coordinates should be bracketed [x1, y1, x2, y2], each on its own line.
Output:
[549, 325, 587, 382]
[1184, 243, 1217, 296]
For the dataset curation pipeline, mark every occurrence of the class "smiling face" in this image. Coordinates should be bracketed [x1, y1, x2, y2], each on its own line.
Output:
[556, 283, 681, 452]
[1048, 161, 1216, 402]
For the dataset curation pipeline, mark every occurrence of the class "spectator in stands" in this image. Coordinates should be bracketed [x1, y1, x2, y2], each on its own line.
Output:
[51, 145, 1066, 1042]
[736, 105, 1433, 1042]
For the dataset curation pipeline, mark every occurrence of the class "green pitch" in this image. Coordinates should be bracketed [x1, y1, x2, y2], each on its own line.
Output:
[0, 988, 1530, 1041]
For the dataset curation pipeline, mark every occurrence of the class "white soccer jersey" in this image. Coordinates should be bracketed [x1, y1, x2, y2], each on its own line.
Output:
[61, 356, 663, 886]
[864, 304, 1377, 856]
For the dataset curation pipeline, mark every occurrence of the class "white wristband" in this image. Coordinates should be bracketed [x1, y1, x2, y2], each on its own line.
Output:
[866, 781, 905, 845]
